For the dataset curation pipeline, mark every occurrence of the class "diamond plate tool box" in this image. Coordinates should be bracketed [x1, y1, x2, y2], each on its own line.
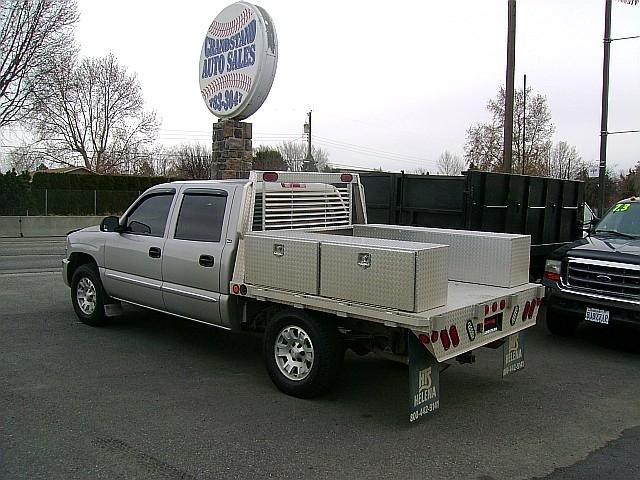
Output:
[354, 224, 530, 288]
[244, 231, 448, 312]
[244, 234, 320, 295]
[319, 237, 448, 312]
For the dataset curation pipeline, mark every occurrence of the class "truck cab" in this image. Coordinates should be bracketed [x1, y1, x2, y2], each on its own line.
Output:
[543, 197, 640, 335]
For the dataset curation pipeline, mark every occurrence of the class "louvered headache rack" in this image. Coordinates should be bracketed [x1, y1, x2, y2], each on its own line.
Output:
[250, 172, 355, 231]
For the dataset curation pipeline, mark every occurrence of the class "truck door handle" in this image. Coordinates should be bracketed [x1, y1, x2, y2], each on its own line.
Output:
[199, 255, 215, 267]
[148, 247, 161, 258]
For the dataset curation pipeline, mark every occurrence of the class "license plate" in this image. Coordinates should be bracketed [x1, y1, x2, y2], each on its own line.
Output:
[585, 307, 609, 325]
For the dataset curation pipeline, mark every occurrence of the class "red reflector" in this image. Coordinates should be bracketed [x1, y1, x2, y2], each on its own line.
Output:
[440, 329, 451, 350]
[484, 304, 490, 316]
[431, 331, 439, 343]
[262, 172, 279, 182]
[544, 271, 561, 282]
[528, 302, 536, 319]
[500, 299, 506, 310]
[418, 334, 430, 344]
[449, 325, 460, 347]
[340, 173, 353, 182]
[232, 284, 240, 294]
[523, 301, 530, 320]
[492, 302, 498, 312]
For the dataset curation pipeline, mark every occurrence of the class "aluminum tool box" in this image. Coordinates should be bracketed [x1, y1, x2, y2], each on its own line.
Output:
[244, 230, 448, 312]
[319, 237, 448, 312]
[244, 234, 320, 295]
[353, 224, 530, 288]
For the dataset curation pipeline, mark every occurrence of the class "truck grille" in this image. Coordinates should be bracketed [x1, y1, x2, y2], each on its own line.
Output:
[566, 258, 640, 298]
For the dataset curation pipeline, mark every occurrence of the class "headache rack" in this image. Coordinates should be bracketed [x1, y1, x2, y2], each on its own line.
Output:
[246, 171, 365, 232]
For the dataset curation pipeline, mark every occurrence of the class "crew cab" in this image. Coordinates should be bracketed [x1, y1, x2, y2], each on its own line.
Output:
[63, 171, 543, 421]
[543, 197, 640, 335]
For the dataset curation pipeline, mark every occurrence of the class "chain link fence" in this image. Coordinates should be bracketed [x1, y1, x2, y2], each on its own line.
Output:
[12, 189, 141, 216]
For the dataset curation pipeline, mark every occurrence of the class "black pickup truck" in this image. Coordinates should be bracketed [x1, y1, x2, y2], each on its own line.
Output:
[543, 197, 640, 335]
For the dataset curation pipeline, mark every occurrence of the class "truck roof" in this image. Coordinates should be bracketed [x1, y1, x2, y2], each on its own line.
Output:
[150, 179, 250, 190]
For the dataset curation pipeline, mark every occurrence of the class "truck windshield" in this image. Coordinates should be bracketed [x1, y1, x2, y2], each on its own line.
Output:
[595, 202, 640, 237]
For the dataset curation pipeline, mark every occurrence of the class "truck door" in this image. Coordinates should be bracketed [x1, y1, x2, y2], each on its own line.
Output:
[103, 189, 176, 310]
[161, 187, 232, 326]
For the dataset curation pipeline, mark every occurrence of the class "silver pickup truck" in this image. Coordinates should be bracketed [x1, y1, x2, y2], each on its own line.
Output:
[63, 171, 543, 421]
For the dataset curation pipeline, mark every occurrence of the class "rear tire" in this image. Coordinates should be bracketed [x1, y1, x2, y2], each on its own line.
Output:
[546, 306, 579, 336]
[263, 310, 342, 399]
[71, 264, 109, 327]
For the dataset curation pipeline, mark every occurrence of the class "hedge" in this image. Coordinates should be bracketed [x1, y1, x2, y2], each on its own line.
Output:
[31, 172, 173, 191]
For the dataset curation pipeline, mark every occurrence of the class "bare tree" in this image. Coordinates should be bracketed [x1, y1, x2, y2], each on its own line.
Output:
[549, 141, 583, 179]
[171, 143, 211, 179]
[30, 53, 159, 173]
[436, 150, 465, 175]
[465, 86, 554, 175]
[277, 141, 329, 172]
[0, 0, 78, 129]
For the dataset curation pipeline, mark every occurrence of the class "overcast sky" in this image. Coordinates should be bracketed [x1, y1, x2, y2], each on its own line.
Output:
[72, 0, 640, 173]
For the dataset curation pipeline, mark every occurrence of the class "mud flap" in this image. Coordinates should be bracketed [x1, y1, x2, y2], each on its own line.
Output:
[408, 332, 440, 423]
[502, 331, 525, 377]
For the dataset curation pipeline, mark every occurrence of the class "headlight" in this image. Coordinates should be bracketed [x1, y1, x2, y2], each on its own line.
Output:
[544, 259, 561, 282]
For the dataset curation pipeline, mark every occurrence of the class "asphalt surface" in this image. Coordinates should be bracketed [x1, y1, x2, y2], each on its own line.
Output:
[1, 238, 639, 480]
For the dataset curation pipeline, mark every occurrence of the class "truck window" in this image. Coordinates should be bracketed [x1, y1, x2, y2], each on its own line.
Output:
[126, 193, 174, 237]
[174, 194, 227, 242]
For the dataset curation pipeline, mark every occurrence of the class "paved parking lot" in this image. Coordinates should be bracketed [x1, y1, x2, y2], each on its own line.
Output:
[1, 238, 639, 479]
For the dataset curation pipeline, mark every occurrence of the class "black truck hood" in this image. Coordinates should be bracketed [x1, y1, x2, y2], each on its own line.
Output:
[549, 234, 640, 266]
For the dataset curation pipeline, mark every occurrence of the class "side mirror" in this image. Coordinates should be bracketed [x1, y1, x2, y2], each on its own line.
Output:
[100, 216, 121, 232]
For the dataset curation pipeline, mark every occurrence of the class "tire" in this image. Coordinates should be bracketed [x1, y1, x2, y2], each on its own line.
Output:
[263, 310, 342, 399]
[71, 264, 109, 327]
[546, 306, 579, 336]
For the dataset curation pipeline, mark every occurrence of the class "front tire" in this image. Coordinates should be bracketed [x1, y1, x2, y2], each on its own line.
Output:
[263, 310, 342, 399]
[71, 264, 109, 327]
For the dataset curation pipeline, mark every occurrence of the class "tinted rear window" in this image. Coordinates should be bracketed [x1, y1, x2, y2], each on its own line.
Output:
[175, 194, 227, 242]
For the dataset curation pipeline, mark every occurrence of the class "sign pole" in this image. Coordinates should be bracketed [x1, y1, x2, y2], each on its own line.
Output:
[598, 0, 612, 216]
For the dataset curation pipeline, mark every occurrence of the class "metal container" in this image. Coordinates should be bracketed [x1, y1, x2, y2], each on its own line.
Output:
[244, 234, 319, 294]
[354, 224, 530, 288]
[319, 236, 448, 312]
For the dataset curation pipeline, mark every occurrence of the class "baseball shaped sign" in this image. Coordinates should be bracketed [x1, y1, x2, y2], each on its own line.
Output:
[199, 2, 278, 120]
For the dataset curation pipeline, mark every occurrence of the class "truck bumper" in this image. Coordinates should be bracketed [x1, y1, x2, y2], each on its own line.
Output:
[62, 258, 70, 287]
[544, 281, 640, 327]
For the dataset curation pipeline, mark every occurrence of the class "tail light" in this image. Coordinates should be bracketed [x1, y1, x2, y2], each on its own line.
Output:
[500, 299, 506, 310]
[340, 173, 353, 182]
[440, 329, 451, 350]
[232, 284, 240, 294]
[431, 331, 439, 343]
[262, 172, 279, 182]
[449, 325, 460, 347]
[418, 334, 430, 344]
[522, 301, 530, 321]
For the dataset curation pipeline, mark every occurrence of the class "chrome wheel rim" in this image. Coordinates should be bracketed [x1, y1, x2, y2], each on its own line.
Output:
[76, 277, 97, 316]
[274, 325, 315, 381]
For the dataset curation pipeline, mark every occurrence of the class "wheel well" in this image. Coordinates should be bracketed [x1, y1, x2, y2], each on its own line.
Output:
[67, 252, 97, 284]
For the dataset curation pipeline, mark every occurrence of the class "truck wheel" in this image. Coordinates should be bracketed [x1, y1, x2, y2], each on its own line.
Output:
[263, 310, 342, 399]
[546, 307, 579, 336]
[71, 264, 109, 327]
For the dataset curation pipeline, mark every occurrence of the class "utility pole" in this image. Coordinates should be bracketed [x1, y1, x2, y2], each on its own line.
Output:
[598, 0, 640, 214]
[598, 0, 612, 216]
[522, 73, 526, 175]
[303, 110, 314, 171]
[503, 0, 517, 174]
